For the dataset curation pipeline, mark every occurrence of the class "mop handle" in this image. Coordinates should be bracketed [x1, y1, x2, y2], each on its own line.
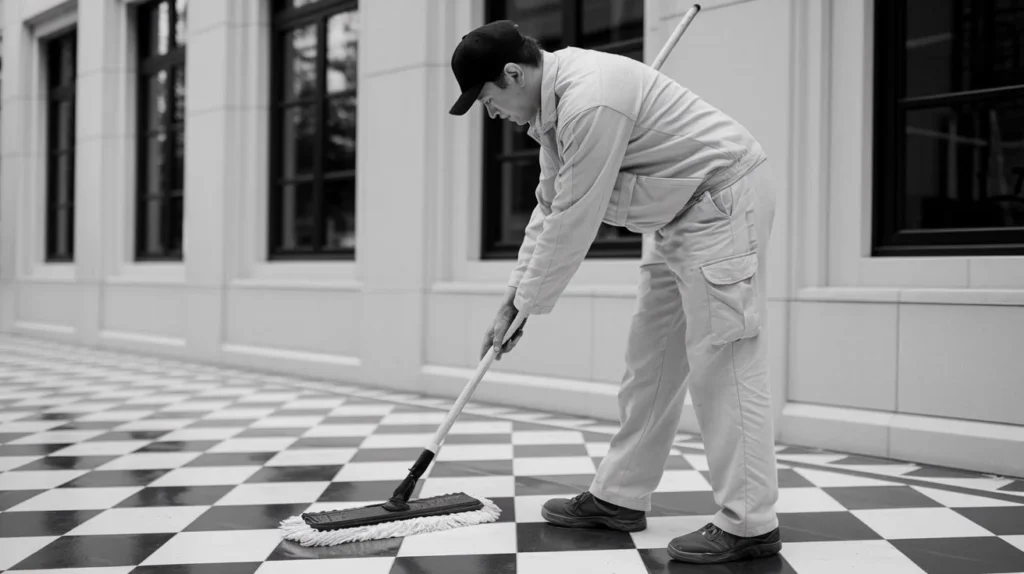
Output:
[427, 311, 526, 451]
[652, 4, 701, 71]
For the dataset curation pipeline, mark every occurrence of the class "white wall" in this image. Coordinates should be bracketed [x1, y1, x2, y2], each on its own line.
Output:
[1, 0, 1021, 478]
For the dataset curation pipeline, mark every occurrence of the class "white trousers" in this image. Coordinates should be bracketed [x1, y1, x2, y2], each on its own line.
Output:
[589, 160, 779, 538]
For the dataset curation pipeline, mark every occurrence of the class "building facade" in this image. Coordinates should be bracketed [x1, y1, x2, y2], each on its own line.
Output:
[1, 0, 1022, 477]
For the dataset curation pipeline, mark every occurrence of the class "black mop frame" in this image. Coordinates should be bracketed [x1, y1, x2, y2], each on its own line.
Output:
[299, 4, 703, 533]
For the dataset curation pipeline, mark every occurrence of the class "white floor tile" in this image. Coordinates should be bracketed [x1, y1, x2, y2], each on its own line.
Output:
[265, 448, 357, 467]
[436, 444, 514, 461]
[417, 476, 516, 499]
[0, 470, 87, 490]
[513, 456, 596, 476]
[1005, 535, 1024, 553]
[512, 430, 585, 445]
[0, 455, 43, 471]
[683, 453, 710, 471]
[51, 440, 150, 456]
[238, 393, 301, 403]
[397, 522, 517, 556]
[150, 465, 262, 487]
[280, 398, 347, 410]
[157, 427, 245, 441]
[328, 405, 394, 416]
[0, 536, 57, 569]
[77, 410, 155, 422]
[630, 515, 713, 549]
[9, 429, 107, 444]
[250, 415, 326, 429]
[162, 400, 234, 412]
[115, 419, 195, 431]
[207, 437, 297, 453]
[202, 408, 277, 420]
[360, 433, 434, 449]
[776, 487, 848, 513]
[302, 424, 379, 438]
[10, 487, 142, 511]
[379, 412, 448, 425]
[517, 550, 648, 574]
[780, 540, 928, 573]
[852, 507, 996, 539]
[214, 482, 330, 505]
[0, 420, 68, 433]
[448, 421, 513, 434]
[68, 506, 209, 534]
[97, 452, 201, 470]
[513, 494, 553, 523]
[333, 461, 425, 482]
[795, 468, 899, 488]
[585, 442, 611, 457]
[140, 530, 282, 565]
[655, 470, 713, 492]
[912, 485, 1021, 508]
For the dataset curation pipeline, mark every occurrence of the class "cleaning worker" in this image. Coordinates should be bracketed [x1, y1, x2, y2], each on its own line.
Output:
[448, 20, 781, 565]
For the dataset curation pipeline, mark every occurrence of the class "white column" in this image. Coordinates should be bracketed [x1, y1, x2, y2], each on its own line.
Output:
[0, 0, 26, 332]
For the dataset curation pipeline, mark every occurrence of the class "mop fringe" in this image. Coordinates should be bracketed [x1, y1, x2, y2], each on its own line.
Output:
[279, 495, 501, 547]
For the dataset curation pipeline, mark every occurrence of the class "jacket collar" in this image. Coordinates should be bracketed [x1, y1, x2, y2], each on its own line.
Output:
[528, 50, 559, 139]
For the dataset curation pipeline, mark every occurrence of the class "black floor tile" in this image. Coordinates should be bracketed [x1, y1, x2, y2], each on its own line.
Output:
[998, 480, 1024, 492]
[955, 506, 1024, 535]
[515, 474, 595, 496]
[268, 537, 403, 560]
[321, 416, 387, 424]
[823, 486, 943, 510]
[291, 437, 365, 448]
[56, 421, 123, 430]
[185, 452, 276, 467]
[391, 554, 517, 574]
[831, 454, 909, 466]
[649, 491, 721, 517]
[350, 447, 424, 462]
[516, 521, 635, 552]
[245, 465, 342, 483]
[16, 455, 118, 470]
[185, 503, 310, 531]
[0, 443, 72, 456]
[443, 434, 512, 445]
[92, 430, 169, 441]
[429, 459, 514, 477]
[318, 480, 423, 503]
[136, 440, 219, 453]
[778, 512, 882, 543]
[514, 444, 589, 457]
[61, 469, 170, 488]
[12, 533, 175, 569]
[0, 490, 45, 511]
[188, 419, 258, 428]
[777, 469, 814, 488]
[513, 421, 564, 432]
[582, 431, 615, 442]
[116, 485, 233, 507]
[490, 496, 516, 523]
[639, 548, 797, 573]
[776, 446, 829, 455]
[130, 563, 262, 574]
[891, 536, 1024, 574]
[664, 455, 694, 471]
[0, 509, 102, 537]
[907, 466, 986, 479]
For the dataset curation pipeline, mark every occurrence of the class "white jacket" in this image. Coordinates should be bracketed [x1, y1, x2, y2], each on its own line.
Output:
[509, 47, 767, 315]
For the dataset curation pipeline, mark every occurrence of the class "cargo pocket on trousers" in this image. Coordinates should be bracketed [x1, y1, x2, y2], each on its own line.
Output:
[699, 251, 760, 345]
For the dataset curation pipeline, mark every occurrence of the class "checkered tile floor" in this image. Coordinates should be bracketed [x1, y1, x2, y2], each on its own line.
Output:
[2, 335, 1024, 574]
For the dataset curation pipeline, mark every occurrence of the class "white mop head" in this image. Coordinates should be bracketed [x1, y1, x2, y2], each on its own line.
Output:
[279, 495, 501, 547]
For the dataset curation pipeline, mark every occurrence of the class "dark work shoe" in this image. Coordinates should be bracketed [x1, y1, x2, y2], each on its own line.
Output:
[541, 491, 647, 532]
[667, 523, 782, 564]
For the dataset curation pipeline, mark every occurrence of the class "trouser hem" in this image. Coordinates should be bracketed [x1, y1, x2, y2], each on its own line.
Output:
[712, 513, 779, 538]
[589, 482, 650, 512]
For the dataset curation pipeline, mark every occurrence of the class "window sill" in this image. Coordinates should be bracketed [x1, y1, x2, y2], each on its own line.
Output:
[22, 263, 76, 283]
[798, 286, 1024, 307]
[431, 281, 638, 299]
[107, 262, 186, 285]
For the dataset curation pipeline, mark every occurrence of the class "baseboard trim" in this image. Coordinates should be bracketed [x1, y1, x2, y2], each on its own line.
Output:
[14, 321, 76, 336]
[99, 330, 186, 348]
[419, 364, 699, 432]
[781, 402, 1024, 478]
[221, 343, 362, 384]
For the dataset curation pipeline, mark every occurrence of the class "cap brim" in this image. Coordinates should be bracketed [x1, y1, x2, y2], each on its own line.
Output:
[449, 84, 483, 116]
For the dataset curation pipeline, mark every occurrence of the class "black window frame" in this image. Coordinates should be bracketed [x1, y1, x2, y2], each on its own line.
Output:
[872, 0, 1024, 257]
[481, 0, 644, 260]
[268, 0, 359, 261]
[135, 0, 187, 261]
[45, 29, 77, 263]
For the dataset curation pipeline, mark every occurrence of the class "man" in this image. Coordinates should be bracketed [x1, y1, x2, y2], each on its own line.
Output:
[449, 20, 781, 564]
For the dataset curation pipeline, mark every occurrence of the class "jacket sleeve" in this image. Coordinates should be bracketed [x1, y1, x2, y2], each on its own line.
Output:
[513, 106, 635, 315]
[507, 145, 557, 289]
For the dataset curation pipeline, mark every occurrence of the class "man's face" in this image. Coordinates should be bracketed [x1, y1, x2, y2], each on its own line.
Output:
[477, 66, 537, 126]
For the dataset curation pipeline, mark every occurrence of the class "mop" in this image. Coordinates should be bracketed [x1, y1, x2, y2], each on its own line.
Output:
[279, 4, 702, 547]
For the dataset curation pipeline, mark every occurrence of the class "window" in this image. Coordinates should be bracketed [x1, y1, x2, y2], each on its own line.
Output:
[873, 0, 1024, 256]
[481, 0, 644, 259]
[45, 30, 77, 262]
[136, 0, 187, 261]
[269, 0, 358, 260]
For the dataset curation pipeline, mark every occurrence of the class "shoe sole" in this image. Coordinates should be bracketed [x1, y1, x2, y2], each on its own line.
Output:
[667, 540, 782, 564]
[540, 507, 647, 533]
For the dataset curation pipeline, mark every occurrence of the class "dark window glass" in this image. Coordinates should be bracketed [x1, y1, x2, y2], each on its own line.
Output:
[136, 0, 187, 260]
[482, 0, 644, 260]
[873, 0, 1024, 256]
[46, 30, 77, 262]
[270, 0, 358, 259]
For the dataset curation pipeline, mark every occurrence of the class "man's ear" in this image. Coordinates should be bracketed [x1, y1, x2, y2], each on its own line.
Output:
[503, 63, 524, 86]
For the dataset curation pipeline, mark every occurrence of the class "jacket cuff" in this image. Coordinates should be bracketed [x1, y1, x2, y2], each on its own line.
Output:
[514, 292, 554, 315]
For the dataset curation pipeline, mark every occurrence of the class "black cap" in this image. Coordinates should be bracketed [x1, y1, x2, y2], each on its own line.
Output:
[449, 20, 527, 116]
